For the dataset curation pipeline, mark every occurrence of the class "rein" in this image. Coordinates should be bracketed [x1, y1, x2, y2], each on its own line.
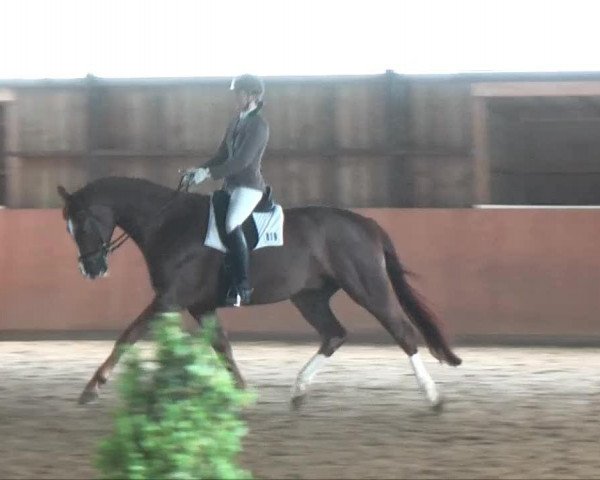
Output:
[79, 174, 192, 261]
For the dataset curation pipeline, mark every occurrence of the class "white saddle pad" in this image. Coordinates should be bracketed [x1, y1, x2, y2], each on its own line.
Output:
[204, 203, 285, 253]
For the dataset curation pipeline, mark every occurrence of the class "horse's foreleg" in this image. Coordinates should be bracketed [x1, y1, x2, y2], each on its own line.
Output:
[188, 307, 246, 389]
[78, 301, 157, 404]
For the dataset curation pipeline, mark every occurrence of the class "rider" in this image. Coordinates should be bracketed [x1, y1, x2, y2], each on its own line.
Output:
[187, 74, 269, 307]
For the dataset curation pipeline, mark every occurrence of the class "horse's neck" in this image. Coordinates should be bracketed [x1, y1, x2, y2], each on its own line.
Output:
[112, 202, 155, 247]
[95, 180, 177, 247]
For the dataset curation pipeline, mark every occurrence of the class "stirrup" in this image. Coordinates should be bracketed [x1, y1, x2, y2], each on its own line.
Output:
[224, 286, 252, 307]
[227, 295, 241, 307]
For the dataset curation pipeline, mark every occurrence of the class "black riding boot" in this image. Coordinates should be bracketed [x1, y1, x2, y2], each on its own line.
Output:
[224, 226, 253, 307]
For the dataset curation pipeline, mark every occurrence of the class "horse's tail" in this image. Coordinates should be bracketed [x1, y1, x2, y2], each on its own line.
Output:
[381, 230, 462, 366]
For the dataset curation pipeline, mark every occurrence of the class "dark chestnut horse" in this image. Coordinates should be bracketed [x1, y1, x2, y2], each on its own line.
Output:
[57, 176, 461, 409]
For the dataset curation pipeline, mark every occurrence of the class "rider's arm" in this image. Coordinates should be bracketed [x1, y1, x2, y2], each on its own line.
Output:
[208, 117, 269, 180]
[202, 134, 228, 168]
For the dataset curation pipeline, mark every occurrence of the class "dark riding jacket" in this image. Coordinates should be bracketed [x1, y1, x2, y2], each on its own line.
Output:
[203, 110, 269, 192]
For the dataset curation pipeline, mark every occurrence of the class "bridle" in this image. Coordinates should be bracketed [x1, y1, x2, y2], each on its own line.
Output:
[76, 210, 113, 263]
[75, 174, 193, 263]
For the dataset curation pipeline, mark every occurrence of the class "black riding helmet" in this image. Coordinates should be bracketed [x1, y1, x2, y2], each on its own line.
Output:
[230, 74, 265, 100]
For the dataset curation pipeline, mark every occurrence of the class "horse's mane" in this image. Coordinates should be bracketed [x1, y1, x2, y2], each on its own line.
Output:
[78, 176, 173, 196]
[75, 176, 208, 205]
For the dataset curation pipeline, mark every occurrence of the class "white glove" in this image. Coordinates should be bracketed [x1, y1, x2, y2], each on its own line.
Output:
[186, 167, 210, 185]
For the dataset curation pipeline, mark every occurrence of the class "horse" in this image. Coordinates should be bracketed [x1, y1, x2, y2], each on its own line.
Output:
[57, 176, 461, 409]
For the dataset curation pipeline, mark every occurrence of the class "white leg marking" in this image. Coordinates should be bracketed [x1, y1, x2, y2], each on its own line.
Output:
[409, 352, 441, 406]
[291, 353, 328, 399]
[67, 219, 75, 236]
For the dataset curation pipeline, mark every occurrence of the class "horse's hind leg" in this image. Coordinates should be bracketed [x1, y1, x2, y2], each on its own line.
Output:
[337, 258, 442, 409]
[78, 300, 157, 404]
[289, 285, 346, 409]
[188, 306, 246, 389]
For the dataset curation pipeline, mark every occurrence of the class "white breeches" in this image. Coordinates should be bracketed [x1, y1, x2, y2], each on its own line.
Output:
[226, 187, 264, 233]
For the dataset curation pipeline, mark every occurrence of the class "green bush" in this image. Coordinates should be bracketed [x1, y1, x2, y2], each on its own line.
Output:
[96, 312, 254, 480]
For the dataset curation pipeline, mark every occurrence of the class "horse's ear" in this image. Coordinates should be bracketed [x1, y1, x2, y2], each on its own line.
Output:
[57, 185, 71, 203]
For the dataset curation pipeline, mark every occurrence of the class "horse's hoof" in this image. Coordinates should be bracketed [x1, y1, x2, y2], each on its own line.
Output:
[290, 394, 307, 411]
[430, 396, 444, 413]
[78, 389, 99, 405]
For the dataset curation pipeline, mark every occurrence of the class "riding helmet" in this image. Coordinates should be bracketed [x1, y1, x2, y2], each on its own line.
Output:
[230, 74, 265, 99]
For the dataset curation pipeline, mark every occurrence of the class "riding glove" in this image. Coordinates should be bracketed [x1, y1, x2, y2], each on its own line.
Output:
[187, 167, 211, 185]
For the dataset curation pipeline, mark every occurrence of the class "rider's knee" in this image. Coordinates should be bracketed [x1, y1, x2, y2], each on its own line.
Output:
[225, 217, 241, 234]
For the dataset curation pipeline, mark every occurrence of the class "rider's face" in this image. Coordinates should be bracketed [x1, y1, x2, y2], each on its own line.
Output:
[234, 90, 256, 112]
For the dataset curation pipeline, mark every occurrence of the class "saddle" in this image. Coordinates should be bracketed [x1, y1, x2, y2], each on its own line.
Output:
[210, 186, 276, 250]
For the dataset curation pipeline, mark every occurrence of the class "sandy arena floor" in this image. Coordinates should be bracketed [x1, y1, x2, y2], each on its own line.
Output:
[1, 341, 599, 479]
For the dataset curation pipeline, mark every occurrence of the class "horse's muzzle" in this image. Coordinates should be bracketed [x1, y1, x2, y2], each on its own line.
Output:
[78, 257, 108, 280]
